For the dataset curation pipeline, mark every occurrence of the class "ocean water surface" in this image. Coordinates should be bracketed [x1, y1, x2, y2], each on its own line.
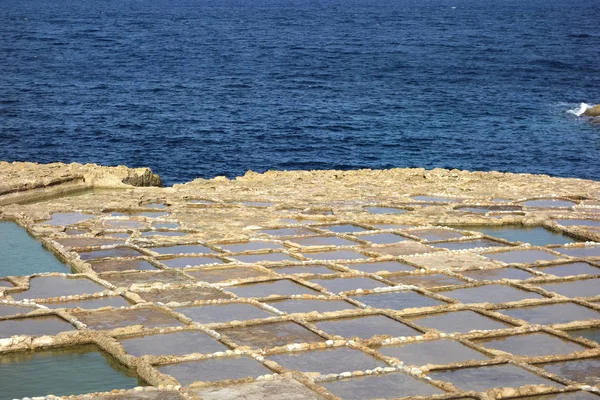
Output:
[1, 0, 599, 185]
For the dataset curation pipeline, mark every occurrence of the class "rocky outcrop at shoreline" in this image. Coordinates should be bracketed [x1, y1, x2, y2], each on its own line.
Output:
[0, 161, 161, 206]
[583, 104, 600, 117]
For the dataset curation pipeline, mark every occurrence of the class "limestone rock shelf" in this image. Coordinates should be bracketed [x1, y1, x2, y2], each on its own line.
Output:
[1, 161, 600, 399]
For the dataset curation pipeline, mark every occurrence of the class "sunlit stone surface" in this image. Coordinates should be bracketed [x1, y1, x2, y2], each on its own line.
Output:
[1, 162, 600, 398]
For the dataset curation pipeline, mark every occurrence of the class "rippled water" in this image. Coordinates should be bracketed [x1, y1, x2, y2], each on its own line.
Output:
[1, 0, 599, 185]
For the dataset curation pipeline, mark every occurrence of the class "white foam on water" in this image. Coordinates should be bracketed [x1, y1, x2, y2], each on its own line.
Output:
[568, 103, 594, 116]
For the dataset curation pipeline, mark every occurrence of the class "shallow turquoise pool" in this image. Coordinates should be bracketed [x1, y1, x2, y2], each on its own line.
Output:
[0, 221, 69, 277]
[0, 345, 145, 398]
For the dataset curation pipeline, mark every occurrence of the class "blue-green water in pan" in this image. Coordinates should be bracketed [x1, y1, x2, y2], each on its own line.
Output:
[0, 221, 69, 277]
[0, 345, 145, 398]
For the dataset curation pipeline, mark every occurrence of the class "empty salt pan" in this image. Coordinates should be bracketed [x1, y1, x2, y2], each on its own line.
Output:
[159, 356, 272, 385]
[42, 213, 94, 226]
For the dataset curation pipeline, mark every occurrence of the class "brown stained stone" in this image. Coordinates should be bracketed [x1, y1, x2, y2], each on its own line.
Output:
[557, 246, 600, 258]
[227, 279, 319, 298]
[148, 244, 216, 255]
[44, 296, 132, 310]
[320, 224, 368, 234]
[101, 271, 192, 288]
[0, 316, 75, 338]
[428, 363, 562, 392]
[0, 304, 37, 317]
[474, 332, 587, 357]
[345, 261, 416, 274]
[366, 242, 436, 257]
[314, 315, 421, 339]
[460, 267, 534, 281]
[310, 276, 387, 294]
[174, 303, 274, 324]
[542, 358, 600, 386]
[407, 228, 466, 242]
[233, 253, 297, 263]
[158, 356, 272, 386]
[74, 391, 185, 400]
[321, 371, 444, 400]
[137, 286, 233, 303]
[484, 249, 560, 264]
[186, 266, 268, 283]
[271, 264, 337, 275]
[104, 219, 145, 230]
[302, 250, 370, 261]
[55, 237, 124, 248]
[376, 339, 489, 366]
[119, 330, 227, 357]
[12, 276, 106, 301]
[218, 241, 285, 252]
[384, 273, 468, 289]
[260, 227, 317, 237]
[217, 321, 324, 348]
[497, 303, 600, 325]
[192, 377, 325, 400]
[438, 284, 543, 304]
[408, 310, 511, 334]
[289, 236, 359, 247]
[42, 213, 95, 226]
[159, 256, 224, 268]
[430, 239, 507, 251]
[268, 347, 386, 376]
[79, 247, 144, 260]
[352, 290, 446, 310]
[90, 259, 158, 273]
[534, 262, 600, 278]
[265, 299, 356, 314]
[75, 308, 184, 330]
[535, 279, 600, 299]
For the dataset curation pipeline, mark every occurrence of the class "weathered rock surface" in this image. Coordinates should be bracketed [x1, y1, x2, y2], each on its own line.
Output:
[0, 161, 161, 205]
[2, 161, 600, 400]
[583, 104, 600, 117]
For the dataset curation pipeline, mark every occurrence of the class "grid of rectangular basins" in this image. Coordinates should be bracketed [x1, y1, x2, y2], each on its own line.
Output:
[1, 197, 600, 400]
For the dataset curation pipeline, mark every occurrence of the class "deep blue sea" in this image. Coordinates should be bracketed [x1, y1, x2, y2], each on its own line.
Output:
[1, 0, 599, 186]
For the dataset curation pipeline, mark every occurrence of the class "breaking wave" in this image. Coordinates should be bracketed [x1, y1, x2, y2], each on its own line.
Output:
[568, 103, 595, 117]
